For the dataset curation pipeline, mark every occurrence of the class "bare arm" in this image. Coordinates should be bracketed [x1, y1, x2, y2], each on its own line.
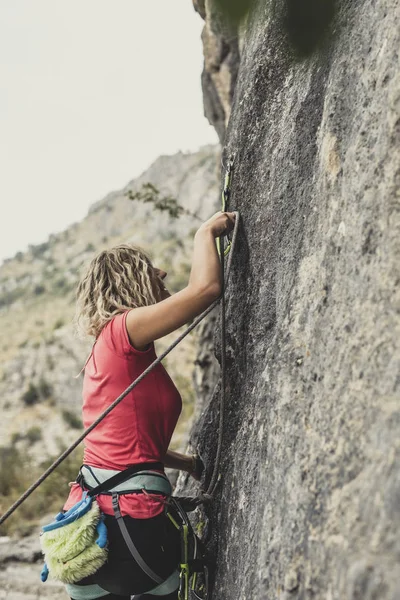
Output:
[164, 449, 203, 481]
[164, 449, 193, 473]
[126, 212, 236, 349]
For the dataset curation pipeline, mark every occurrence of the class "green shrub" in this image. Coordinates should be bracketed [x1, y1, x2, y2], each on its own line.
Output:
[0, 444, 83, 537]
[62, 409, 82, 429]
[11, 432, 22, 444]
[0, 288, 24, 308]
[22, 383, 39, 406]
[25, 426, 42, 444]
[126, 183, 201, 221]
[53, 318, 65, 330]
[33, 284, 46, 295]
[38, 377, 52, 399]
[29, 241, 49, 258]
[33, 284, 46, 296]
[0, 446, 23, 496]
[54, 276, 67, 290]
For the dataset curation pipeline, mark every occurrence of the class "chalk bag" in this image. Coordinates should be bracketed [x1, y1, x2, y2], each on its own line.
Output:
[40, 492, 108, 584]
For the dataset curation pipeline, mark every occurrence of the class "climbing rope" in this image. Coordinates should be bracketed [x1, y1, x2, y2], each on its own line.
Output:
[204, 227, 226, 498]
[0, 178, 239, 527]
[176, 156, 235, 509]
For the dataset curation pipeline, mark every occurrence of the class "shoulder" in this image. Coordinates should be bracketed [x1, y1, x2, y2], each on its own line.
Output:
[100, 311, 153, 357]
[125, 285, 220, 349]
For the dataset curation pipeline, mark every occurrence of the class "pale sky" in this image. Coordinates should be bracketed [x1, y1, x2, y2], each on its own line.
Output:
[0, 0, 218, 262]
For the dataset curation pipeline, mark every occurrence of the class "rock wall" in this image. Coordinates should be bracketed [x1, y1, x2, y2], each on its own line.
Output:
[0, 536, 68, 600]
[188, 0, 400, 598]
[193, 0, 240, 142]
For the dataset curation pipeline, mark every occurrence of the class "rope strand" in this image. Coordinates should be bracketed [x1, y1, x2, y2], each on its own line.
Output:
[205, 233, 226, 496]
[204, 157, 235, 498]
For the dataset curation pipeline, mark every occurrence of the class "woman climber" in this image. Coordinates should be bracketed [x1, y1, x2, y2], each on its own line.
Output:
[62, 210, 236, 600]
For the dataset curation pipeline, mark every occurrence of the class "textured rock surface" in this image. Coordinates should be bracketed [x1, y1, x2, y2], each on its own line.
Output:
[186, 0, 400, 598]
[193, 0, 240, 142]
[0, 533, 68, 599]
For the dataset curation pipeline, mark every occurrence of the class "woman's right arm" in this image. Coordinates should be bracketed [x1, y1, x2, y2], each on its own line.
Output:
[125, 211, 236, 349]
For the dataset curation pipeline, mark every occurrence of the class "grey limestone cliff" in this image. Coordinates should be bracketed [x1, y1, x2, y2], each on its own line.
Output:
[185, 0, 400, 598]
[193, 0, 241, 142]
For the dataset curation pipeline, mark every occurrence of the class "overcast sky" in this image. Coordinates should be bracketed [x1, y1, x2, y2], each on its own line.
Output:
[0, 0, 218, 262]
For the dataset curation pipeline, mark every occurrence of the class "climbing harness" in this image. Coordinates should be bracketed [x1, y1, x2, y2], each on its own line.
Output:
[40, 462, 171, 586]
[79, 464, 208, 599]
[0, 157, 238, 600]
[41, 462, 208, 597]
[78, 464, 172, 497]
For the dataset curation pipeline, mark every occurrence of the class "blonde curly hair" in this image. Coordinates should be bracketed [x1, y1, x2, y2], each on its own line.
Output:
[75, 244, 162, 338]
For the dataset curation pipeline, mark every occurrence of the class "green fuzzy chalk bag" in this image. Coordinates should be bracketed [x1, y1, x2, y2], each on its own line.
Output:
[40, 493, 108, 584]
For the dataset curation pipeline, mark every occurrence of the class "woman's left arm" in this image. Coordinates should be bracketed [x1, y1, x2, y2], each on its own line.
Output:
[164, 450, 202, 480]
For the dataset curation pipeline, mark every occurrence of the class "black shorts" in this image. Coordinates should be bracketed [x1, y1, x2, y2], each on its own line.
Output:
[69, 511, 180, 599]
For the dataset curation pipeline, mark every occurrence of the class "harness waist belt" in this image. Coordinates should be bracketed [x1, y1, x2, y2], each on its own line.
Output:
[81, 465, 172, 496]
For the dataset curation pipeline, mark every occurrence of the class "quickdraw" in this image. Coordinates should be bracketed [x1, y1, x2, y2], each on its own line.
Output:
[170, 155, 237, 600]
[167, 498, 209, 600]
[217, 156, 235, 258]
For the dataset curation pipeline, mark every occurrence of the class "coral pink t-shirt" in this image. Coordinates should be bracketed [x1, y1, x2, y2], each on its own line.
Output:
[64, 311, 182, 518]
